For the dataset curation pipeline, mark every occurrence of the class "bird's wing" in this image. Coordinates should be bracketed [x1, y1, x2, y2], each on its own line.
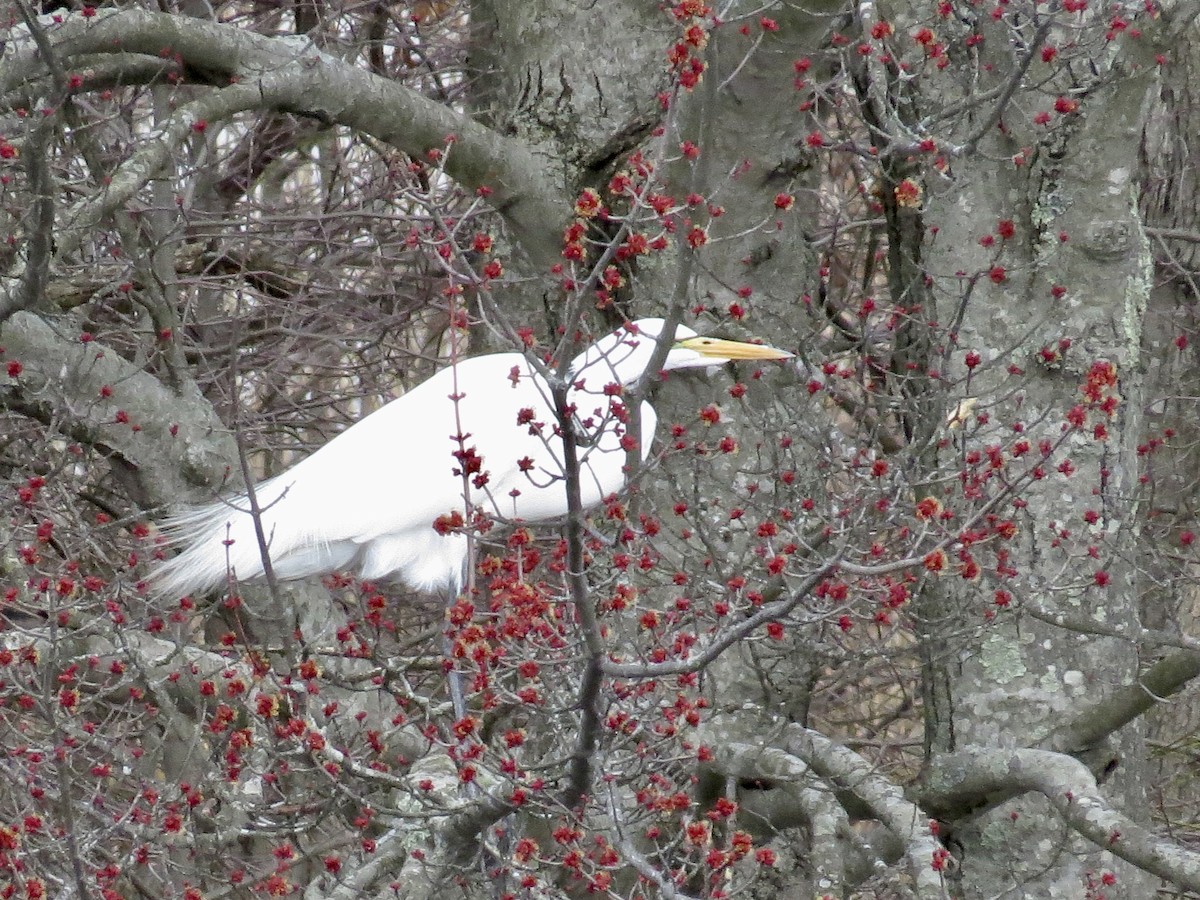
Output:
[151, 353, 661, 598]
[152, 354, 545, 596]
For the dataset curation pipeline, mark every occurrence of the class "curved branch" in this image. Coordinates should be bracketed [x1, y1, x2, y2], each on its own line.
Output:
[4, 9, 567, 267]
[779, 725, 950, 900]
[0, 311, 234, 506]
[323, 794, 514, 900]
[0, 54, 182, 111]
[923, 747, 1200, 892]
[719, 741, 850, 894]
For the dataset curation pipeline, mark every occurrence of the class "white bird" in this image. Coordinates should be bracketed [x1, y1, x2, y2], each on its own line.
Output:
[150, 318, 793, 598]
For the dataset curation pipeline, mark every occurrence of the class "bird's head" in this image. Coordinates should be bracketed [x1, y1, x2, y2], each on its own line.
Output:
[570, 317, 794, 390]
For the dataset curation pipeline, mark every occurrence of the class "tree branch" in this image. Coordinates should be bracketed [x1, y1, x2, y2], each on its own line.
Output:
[779, 725, 951, 900]
[601, 564, 835, 678]
[922, 747, 1200, 892]
[2, 1, 65, 323]
[1041, 649, 1200, 755]
[3, 9, 567, 267]
[718, 741, 851, 894]
[0, 310, 234, 506]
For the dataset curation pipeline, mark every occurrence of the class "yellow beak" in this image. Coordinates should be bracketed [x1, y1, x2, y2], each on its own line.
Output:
[676, 336, 795, 361]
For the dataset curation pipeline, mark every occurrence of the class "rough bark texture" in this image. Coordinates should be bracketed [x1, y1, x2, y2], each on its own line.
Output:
[919, 40, 1158, 900]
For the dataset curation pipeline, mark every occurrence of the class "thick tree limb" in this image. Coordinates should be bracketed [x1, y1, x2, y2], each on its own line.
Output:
[1042, 649, 1200, 755]
[922, 747, 1200, 892]
[779, 725, 950, 900]
[321, 794, 514, 900]
[0, 310, 234, 506]
[721, 726, 1200, 895]
[718, 741, 851, 895]
[2, 8, 568, 268]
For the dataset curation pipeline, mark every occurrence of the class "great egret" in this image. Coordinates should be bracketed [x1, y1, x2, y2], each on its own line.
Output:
[150, 318, 793, 598]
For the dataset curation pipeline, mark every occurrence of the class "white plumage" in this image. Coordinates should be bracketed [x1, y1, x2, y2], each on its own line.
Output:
[150, 318, 792, 598]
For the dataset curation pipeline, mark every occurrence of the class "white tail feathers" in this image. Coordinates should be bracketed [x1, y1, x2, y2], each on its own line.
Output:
[149, 473, 316, 598]
[149, 479, 469, 598]
[150, 497, 270, 598]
